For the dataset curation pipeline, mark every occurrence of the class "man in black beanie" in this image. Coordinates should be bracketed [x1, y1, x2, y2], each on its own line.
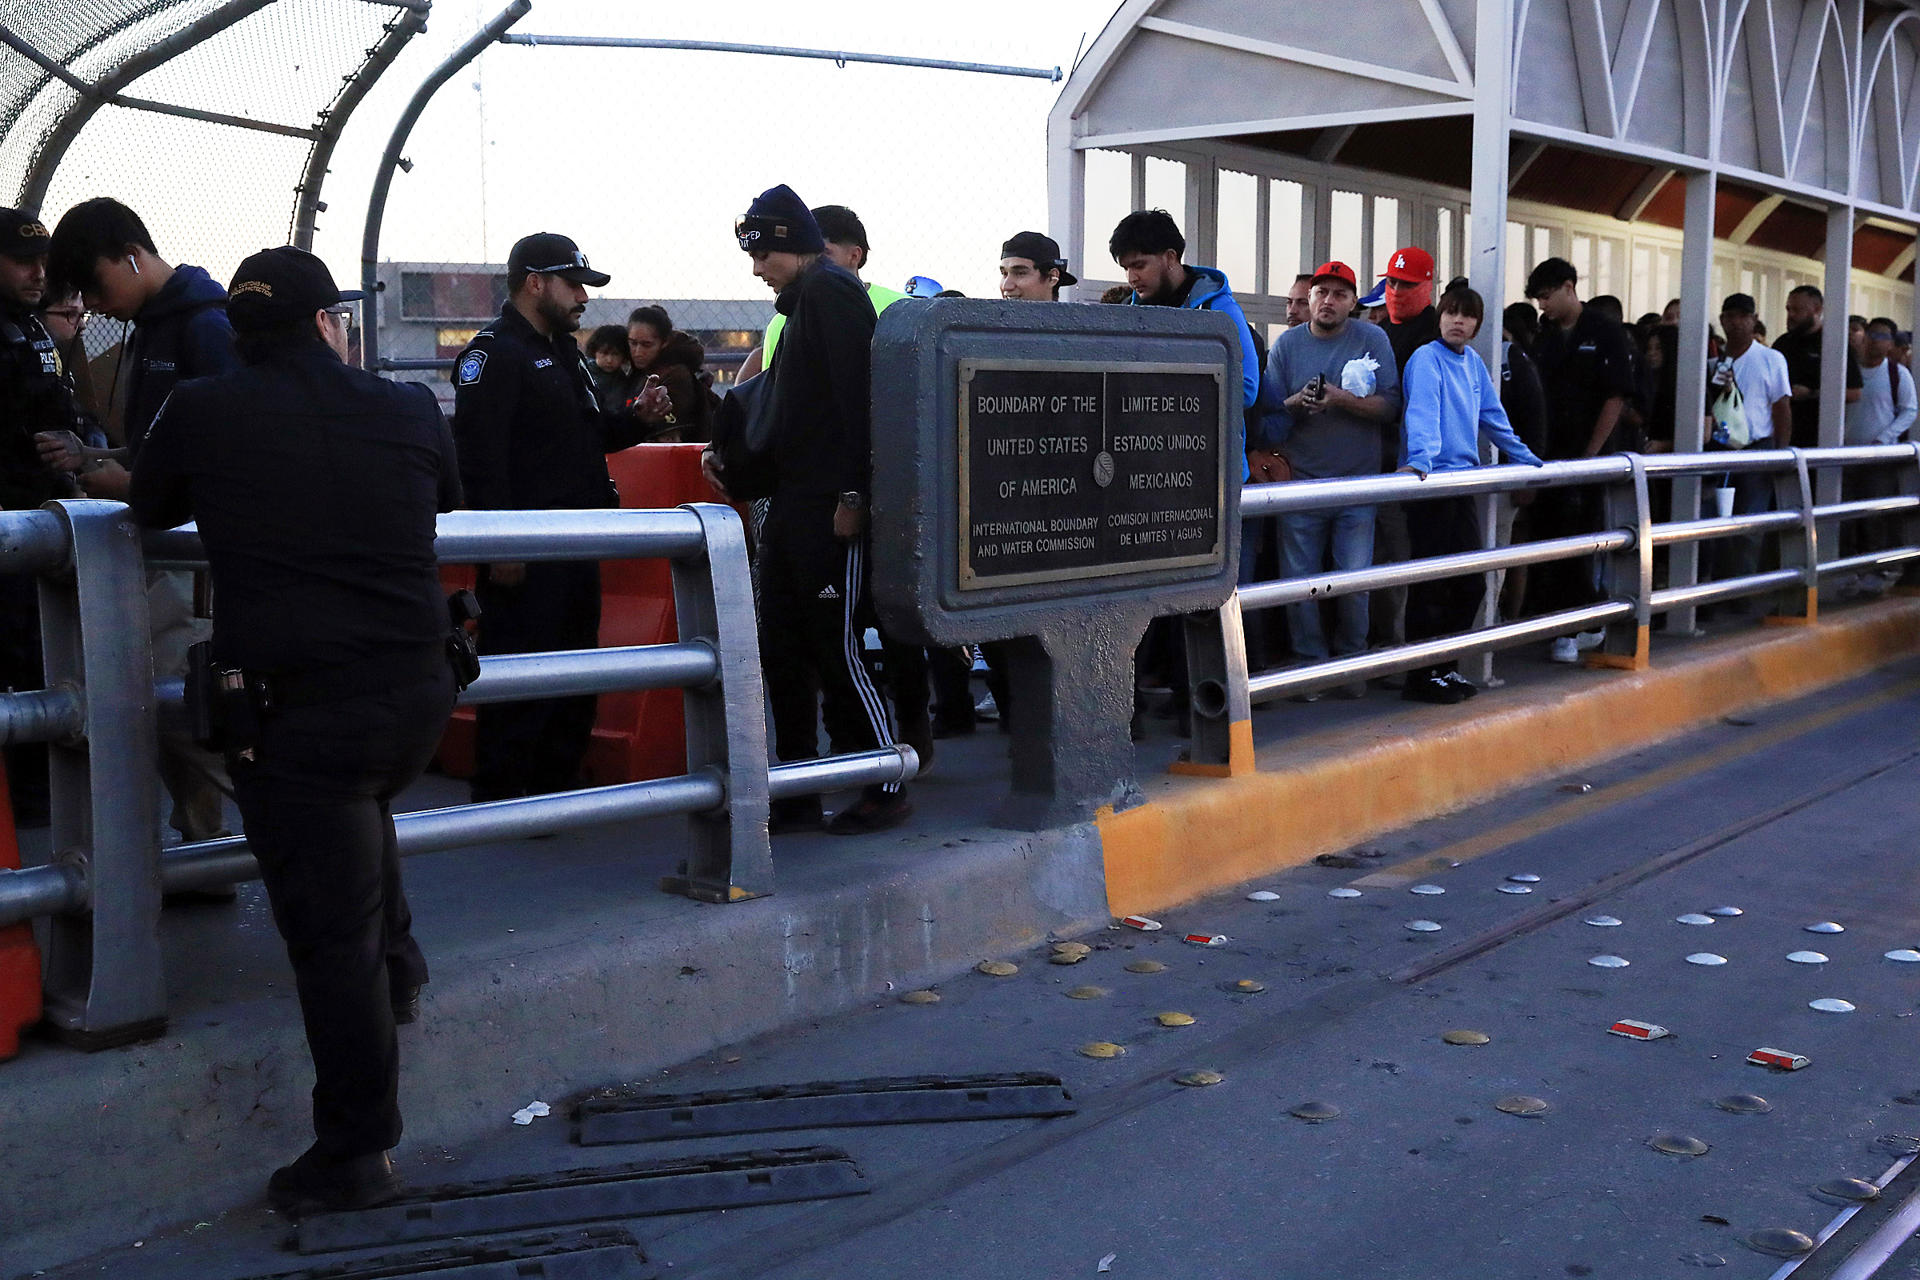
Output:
[707, 184, 910, 835]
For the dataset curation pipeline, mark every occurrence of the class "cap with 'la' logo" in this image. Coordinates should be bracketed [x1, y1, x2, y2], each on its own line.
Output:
[1381, 246, 1434, 284]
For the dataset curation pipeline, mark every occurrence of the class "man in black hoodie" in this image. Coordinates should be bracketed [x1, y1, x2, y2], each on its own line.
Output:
[42, 198, 239, 859]
[706, 185, 908, 835]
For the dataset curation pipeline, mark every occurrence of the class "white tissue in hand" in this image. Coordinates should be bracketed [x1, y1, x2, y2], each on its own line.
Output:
[1340, 355, 1379, 397]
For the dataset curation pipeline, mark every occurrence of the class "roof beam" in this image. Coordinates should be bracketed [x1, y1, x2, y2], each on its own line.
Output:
[1886, 242, 1916, 280]
[1135, 16, 1473, 101]
[1740, 0, 1792, 175]
[1612, 0, 1664, 131]
[1074, 102, 1472, 152]
[1509, 141, 1548, 190]
[1308, 126, 1354, 162]
[1779, 0, 1832, 178]
[1416, 0, 1474, 87]
[1728, 192, 1786, 245]
[1617, 166, 1676, 220]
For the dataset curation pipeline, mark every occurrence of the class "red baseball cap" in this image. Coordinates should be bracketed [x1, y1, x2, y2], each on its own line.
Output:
[1310, 261, 1357, 290]
[1382, 246, 1434, 283]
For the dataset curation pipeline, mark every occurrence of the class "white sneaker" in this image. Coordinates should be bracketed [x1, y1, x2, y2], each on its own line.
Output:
[1549, 637, 1580, 664]
[1574, 629, 1605, 651]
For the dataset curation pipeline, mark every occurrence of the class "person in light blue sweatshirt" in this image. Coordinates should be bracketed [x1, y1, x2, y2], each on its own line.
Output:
[1396, 283, 1543, 705]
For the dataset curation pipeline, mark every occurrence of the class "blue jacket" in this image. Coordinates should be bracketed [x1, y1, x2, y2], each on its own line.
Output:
[127, 265, 237, 458]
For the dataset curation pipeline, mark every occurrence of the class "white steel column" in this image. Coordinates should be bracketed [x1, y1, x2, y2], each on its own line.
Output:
[1046, 107, 1084, 302]
[1818, 205, 1854, 505]
[1467, 0, 1512, 682]
[1669, 168, 1718, 636]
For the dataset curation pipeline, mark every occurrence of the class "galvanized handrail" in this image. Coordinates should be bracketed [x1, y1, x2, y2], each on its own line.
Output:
[0, 499, 917, 1047]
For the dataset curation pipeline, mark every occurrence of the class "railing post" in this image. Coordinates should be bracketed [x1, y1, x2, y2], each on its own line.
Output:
[1767, 449, 1818, 625]
[37, 500, 166, 1047]
[1175, 595, 1254, 777]
[1896, 443, 1920, 594]
[1588, 456, 1651, 670]
[659, 503, 774, 903]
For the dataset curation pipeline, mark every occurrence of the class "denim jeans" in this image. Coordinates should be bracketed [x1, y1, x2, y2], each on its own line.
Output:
[1280, 504, 1376, 660]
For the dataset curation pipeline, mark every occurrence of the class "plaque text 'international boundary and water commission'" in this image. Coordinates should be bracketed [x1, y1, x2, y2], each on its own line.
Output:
[958, 361, 1225, 589]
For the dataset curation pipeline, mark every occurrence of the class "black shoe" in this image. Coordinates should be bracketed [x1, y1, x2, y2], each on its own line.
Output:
[825, 794, 913, 836]
[931, 717, 976, 739]
[267, 1146, 402, 1217]
[1441, 672, 1479, 699]
[769, 799, 825, 836]
[391, 985, 421, 1026]
[1402, 673, 1467, 705]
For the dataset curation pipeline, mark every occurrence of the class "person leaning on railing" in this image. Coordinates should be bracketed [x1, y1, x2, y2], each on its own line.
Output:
[1395, 283, 1544, 705]
[126, 247, 465, 1217]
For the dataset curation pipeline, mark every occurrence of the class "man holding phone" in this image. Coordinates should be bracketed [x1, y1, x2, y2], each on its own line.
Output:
[1261, 261, 1402, 696]
[451, 232, 669, 803]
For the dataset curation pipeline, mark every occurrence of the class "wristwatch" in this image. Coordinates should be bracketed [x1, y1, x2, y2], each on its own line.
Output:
[838, 491, 868, 511]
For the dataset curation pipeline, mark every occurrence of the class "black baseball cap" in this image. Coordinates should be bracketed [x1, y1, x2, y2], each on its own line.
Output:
[507, 232, 610, 286]
[226, 247, 364, 330]
[999, 231, 1077, 286]
[0, 208, 50, 260]
[1720, 292, 1757, 315]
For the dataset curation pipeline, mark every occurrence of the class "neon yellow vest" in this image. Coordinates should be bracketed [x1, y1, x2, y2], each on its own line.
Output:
[762, 280, 908, 363]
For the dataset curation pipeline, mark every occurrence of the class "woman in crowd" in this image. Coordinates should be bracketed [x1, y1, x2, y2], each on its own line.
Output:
[1397, 283, 1544, 705]
[625, 305, 713, 443]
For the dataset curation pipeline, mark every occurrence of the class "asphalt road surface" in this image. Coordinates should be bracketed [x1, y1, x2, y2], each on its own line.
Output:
[42, 661, 1920, 1280]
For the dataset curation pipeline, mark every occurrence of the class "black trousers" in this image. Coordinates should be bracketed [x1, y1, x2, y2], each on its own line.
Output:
[927, 645, 976, 731]
[0, 574, 45, 826]
[1404, 495, 1487, 678]
[758, 496, 898, 807]
[1524, 484, 1603, 617]
[472, 559, 601, 799]
[230, 658, 455, 1159]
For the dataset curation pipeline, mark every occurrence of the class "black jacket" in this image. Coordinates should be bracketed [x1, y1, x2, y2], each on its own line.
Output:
[0, 303, 86, 509]
[129, 345, 460, 673]
[452, 304, 648, 510]
[763, 259, 876, 498]
[123, 264, 237, 454]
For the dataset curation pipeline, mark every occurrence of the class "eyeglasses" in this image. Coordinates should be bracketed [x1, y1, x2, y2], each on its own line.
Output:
[525, 251, 591, 274]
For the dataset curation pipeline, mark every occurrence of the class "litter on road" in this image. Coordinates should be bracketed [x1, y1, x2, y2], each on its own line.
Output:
[1183, 933, 1229, 947]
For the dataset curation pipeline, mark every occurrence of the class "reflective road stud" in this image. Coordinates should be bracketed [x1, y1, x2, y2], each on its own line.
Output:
[1748, 1047, 1811, 1070]
[1715, 1093, 1772, 1113]
[1814, 1177, 1881, 1205]
[1809, 998, 1856, 1012]
[1065, 986, 1108, 1000]
[1806, 922, 1846, 934]
[1585, 916, 1623, 927]
[1407, 921, 1443, 933]
[1508, 873, 1541, 883]
[1497, 884, 1532, 895]
[1886, 950, 1920, 963]
[1052, 942, 1091, 958]
[1174, 1069, 1223, 1087]
[1079, 1042, 1125, 1059]
[1786, 951, 1828, 965]
[1227, 979, 1265, 994]
[1410, 884, 1445, 895]
[1327, 888, 1363, 899]
[1608, 1020, 1669, 1040]
[1708, 906, 1744, 917]
[1442, 1029, 1490, 1045]
[1589, 955, 1630, 967]
[1119, 915, 1161, 931]
[1155, 1011, 1195, 1027]
[1686, 953, 1728, 966]
[1246, 890, 1279, 902]
[1496, 1095, 1550, 1117]
[976, 960, 1018, 977]
[1290, 1101, 1340, 1122]
[1745, 1228, 1815, 1258]
[1676, 913, 1715, 925]
[899, 990, 940, 1005]
[1648, 1134, 1710, 1156]
[1124, 960, 1166, 975]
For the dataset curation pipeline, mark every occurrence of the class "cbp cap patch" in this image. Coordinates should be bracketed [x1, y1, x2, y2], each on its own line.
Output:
[457, 351, 487, 385]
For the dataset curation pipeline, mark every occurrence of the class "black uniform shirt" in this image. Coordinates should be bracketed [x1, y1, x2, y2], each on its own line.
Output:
[1770, 324, 1863, 447]
[1531, 304, 1637, 459]
[0, 304, 86, 510]
[451, 303, 647, 510]
[128, 345, 460, 672]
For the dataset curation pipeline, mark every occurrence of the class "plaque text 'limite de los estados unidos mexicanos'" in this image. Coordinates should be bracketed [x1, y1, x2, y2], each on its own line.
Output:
[959, 362, 1224, 589]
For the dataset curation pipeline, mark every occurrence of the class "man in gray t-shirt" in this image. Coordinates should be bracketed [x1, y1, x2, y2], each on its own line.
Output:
[1263, 262, 1401, 688]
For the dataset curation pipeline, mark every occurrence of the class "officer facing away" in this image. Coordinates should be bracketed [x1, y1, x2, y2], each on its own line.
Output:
[0, 207, 85, 828]
[128, 248, 463, 1215]
[451, 232, 668, 803]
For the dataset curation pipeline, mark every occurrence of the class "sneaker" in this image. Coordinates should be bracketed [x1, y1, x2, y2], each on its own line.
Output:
[1402, 673, 1467, 705]
[1288, 690, 1322, 704]
[973, 692, 1000, 723]
[1548, 637, 1580, 664]
[1334, 682, 1368, 700]
[267, 1146, 402, 1217]
[825, 794, 913, 836]
[1440, 672, 1479, 699]
[1574, 629, 1605, 651]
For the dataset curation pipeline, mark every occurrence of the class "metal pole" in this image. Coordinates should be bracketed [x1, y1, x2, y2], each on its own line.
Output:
[17, 0, 277, 212]
[499, 34, 1060, 81]
[1668, 168, 1718, 635]
[1468, 0, 1514, 687]
[291, 4, 429, 249]
[0, 687, 85, 747]
[0, 508, 74, 575]
[362, 0, 533, 368]
[457, 643, 719, 704]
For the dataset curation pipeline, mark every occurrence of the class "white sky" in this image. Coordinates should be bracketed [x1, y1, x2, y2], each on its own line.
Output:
[293, 0, 1124, 303]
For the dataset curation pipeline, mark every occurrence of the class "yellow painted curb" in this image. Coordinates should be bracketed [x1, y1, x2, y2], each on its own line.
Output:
[1096, 599, 1920, 917]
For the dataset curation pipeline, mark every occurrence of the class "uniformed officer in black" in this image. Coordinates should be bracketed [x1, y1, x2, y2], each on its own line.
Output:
[0, 207, 85, 827]
[128, 247, 461, 1215]
[451, 232, 665, 802]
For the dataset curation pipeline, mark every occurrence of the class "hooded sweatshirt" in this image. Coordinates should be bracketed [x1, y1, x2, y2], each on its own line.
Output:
[1132, 264, 1260, 480]
[124, 265, 237, 458]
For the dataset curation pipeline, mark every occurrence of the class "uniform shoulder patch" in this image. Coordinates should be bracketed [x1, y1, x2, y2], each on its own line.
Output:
[456, 350, 487, 385]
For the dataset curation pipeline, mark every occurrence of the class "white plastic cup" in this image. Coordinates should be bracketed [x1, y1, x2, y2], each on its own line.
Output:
[1713, 487, 1736, 518]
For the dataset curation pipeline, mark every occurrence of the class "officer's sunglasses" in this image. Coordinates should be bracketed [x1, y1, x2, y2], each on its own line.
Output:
[525, 251, 593, 274]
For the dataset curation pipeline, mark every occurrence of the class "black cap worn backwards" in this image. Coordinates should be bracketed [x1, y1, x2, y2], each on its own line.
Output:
[227, 246, 364, 330]
[506, 232, 611, 286]
[0, 208, 50, 260]
[1000, 230, 1077, 287]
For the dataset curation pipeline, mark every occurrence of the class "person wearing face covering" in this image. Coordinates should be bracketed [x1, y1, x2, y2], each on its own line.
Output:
[1367, 247, 1440, 657]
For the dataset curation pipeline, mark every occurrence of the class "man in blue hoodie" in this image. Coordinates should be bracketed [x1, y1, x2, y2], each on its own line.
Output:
[42, 198, 240, 861]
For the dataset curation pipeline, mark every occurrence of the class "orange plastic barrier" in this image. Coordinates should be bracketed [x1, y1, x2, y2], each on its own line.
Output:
[0, 768, 44, 1061]
[437, 443, 727, 787]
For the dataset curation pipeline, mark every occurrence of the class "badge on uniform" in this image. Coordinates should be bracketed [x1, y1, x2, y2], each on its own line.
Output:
[457, 350, 487, 385]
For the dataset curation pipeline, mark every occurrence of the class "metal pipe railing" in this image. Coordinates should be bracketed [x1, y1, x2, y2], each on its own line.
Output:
[1239, 529, 1634, 611]
[456, 643, 719, 704]
[1242, 457, 1626, 518]
[1649, 568, 1808, 612]
[1651, 511, 1803, 545]
[1817, 546, 1920, 577]
[0, 508, 75, 575]
[0, 686, 85, 747]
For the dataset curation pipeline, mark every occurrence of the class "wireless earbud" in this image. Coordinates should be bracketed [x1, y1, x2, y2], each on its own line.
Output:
[128, 255, 139, 276]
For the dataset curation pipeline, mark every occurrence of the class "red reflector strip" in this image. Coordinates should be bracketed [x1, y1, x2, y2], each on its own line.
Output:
[1119, 915, 1161, 931]
[1608, 1020, 1669, 1040]
[1183, 933, 1228, 946]
[1747, 1047, 1810, 1070]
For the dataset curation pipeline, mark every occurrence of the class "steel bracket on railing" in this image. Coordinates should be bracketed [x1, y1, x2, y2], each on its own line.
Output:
[1175, 595, 1254, 776]
[1589, 455, 1651, 671]
[660, 504, 773, 903]
[36, 500, 166, 1048]
[1769, 449, 1819, 625]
